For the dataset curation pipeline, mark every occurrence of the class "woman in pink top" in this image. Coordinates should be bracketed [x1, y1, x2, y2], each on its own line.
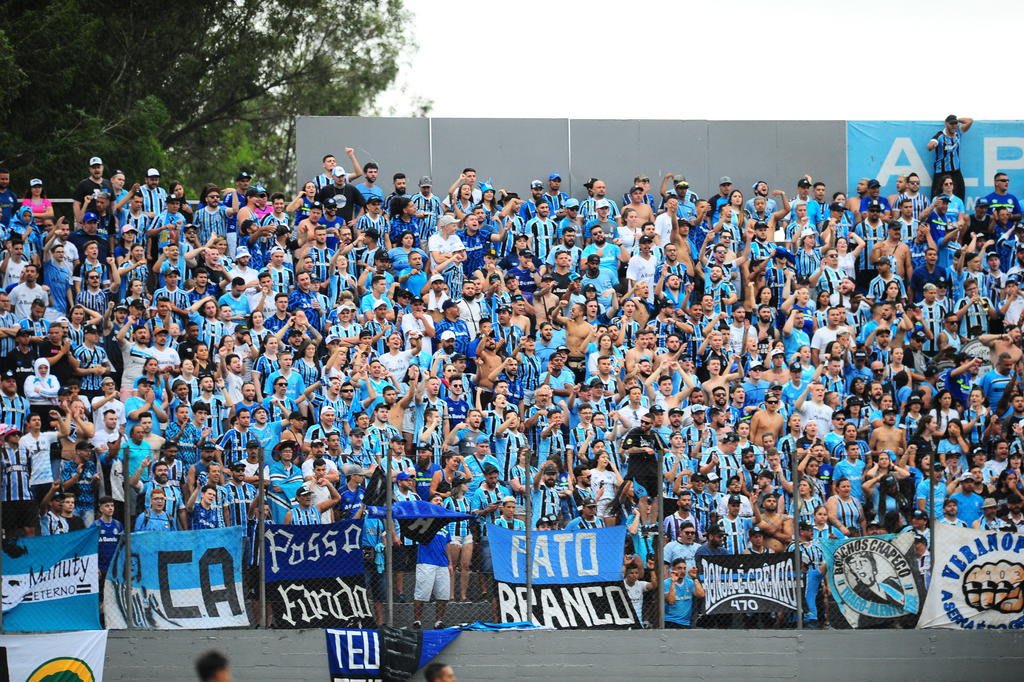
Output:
[21, 178, 53, 220]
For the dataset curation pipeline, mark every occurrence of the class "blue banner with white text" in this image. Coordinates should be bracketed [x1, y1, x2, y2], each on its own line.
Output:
[847, 120, 1024, 208]
[1, 526, 100, 631]
[325, 628, 461, 682]
[489, 524, 639, 629]
[103, 526, 249, 629]
[264, 520, 374, 629]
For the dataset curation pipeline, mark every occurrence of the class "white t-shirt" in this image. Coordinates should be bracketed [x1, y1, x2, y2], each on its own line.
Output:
[92, 397, 126, 431]
[400, 312, 432, 354]
[626, 254, 657, 301]
[653, 212, 674, 246]
[800, 400, 833, 438]
[21, 431, 61, 486]
[10, 283, 49, 319]
[623, 579, 650, 620]
[427, 233, 465, 269]
[149, 345, 181, 370]
[378, 350, 413, 384]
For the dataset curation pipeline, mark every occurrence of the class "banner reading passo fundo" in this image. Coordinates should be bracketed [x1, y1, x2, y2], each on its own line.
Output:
[821, 532, 922, 628]
[490, 524, 640, 629]
[1, 526, 100, 631]
[104, 526, 249, 629]
[700, 553, 798, 615]
[264, 520, 374, 629]
[919, 526, 1024, 630]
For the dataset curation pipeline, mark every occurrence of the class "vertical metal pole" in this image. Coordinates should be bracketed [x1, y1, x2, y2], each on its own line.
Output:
[524, 483, 533, 624]
[0, 495, 5, 631]
[655, 456, 665, 629]
[385, 452, 394, 627]
[792, 453, 803, 629]
[258, 461, 267, 629]
[929, 467, 936, 578]
[122, 448, 133, 630]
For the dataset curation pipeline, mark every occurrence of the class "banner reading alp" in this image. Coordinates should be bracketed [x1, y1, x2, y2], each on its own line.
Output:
[700, 553, 798, 615]
[104, 526, 249, 629]
[919, 526, 1024, 630]
[490, 524, 639, 629]
[264, 520, 374, 629]
[1, 526, 100, 631]
[822, 532, 922, 628]
[847, 120, 1024, 204]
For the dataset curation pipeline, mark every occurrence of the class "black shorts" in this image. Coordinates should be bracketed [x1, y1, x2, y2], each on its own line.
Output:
[31, 483, 52, 505]
[394, 545, 417, 572]
[3, 500, 37, 531]
[363, 560, 387, 602]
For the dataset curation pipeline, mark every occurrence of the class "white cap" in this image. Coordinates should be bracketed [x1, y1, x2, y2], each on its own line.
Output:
[799, 227, 816, 237]
[440, 330, 456, 341]
[88, 156, 103, 166]
[332, 167, 347, 177]
[146, 168, 160, 177]
[29, 178, 42, 187]
[437, 215, 459, 228]
[430, 273, 445, 283]
[595, 199, 610, 209]
[235, 246, 251, 259]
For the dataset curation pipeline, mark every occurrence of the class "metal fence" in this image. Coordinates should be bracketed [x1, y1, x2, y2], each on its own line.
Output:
[0, 443, 952, 633]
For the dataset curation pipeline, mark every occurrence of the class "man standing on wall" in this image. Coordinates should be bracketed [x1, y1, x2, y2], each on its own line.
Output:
[926, 114, 973, 201]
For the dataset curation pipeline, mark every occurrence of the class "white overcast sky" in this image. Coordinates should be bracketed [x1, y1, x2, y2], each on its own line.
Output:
[376, 0, 1019, 121]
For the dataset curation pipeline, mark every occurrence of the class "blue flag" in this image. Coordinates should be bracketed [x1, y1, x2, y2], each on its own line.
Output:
[264, 520, 374, 629]
[103, 526, 249, 629]
[1, 527, 100, 632]
[490, 524, 627, 585]
[367, 501, 473, 544]
[325, 628, 460, 681]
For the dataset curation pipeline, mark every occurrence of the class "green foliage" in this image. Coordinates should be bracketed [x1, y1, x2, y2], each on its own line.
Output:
[0, 0, 409, 194]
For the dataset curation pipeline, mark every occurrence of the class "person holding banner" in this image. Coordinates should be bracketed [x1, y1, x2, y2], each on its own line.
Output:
[663, 558, 704, 629]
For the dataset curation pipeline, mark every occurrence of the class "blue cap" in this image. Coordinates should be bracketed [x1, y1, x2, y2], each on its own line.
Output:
[548, 173, 562, 181]
[82, 211, 99, 222]
[479, 182, 494, 194]
[475, 435, 490, 444]
[255, 184, 267, 193]
[564, 198, 580, 209]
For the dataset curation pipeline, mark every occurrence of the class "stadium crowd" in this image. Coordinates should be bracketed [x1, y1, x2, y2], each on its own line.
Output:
[2, 113, 1024, 628]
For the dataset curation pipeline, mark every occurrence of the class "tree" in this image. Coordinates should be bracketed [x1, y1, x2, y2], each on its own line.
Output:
[0, 0, 409, 195]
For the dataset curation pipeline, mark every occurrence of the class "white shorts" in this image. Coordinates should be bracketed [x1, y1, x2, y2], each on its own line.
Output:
[448, 533, 473, 547]
[415, 563, 450, 602]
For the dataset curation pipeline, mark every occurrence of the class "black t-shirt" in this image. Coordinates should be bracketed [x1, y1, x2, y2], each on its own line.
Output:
[315, 184, 365, 222]
[73, 177, 113, 204]
[2, 347, 38, 393]
[38, 341, 74, 386]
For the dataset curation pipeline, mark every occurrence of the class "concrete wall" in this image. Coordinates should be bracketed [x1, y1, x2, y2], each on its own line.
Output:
[106, 628, 1024, 681]
[295, 117, 847, 201]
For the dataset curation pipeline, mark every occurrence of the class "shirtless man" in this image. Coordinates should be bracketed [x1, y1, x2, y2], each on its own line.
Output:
[532, 276, 562, 328]
[750, 394, 785, 444]
[625, 329, 659, 375]
[755, 493, 793, 553]
[623, 189, 655, 224]
[474, 336, 504, 390]
[870, 221, 914, 280]
[557, 303, 596, 376]
[979, 328, 1023, 365]
[869, 408, 907, 457]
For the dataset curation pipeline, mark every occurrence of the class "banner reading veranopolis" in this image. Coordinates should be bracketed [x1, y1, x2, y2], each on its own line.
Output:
[919, 526, 1024, 630]
[104, 526, 249, 629]
[490, 524, 640, 629]
[264, 520, 374, 629]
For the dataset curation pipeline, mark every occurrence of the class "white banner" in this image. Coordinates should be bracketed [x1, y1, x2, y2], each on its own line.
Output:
[919, 526, 1024, 629]
[0, 629, 107, 681]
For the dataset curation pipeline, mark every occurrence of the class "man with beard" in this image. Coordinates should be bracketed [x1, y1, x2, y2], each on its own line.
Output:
[622, 412, 667, 499]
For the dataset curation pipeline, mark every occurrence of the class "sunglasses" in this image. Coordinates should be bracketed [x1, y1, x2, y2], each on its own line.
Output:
[274, 382, 287, 387]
